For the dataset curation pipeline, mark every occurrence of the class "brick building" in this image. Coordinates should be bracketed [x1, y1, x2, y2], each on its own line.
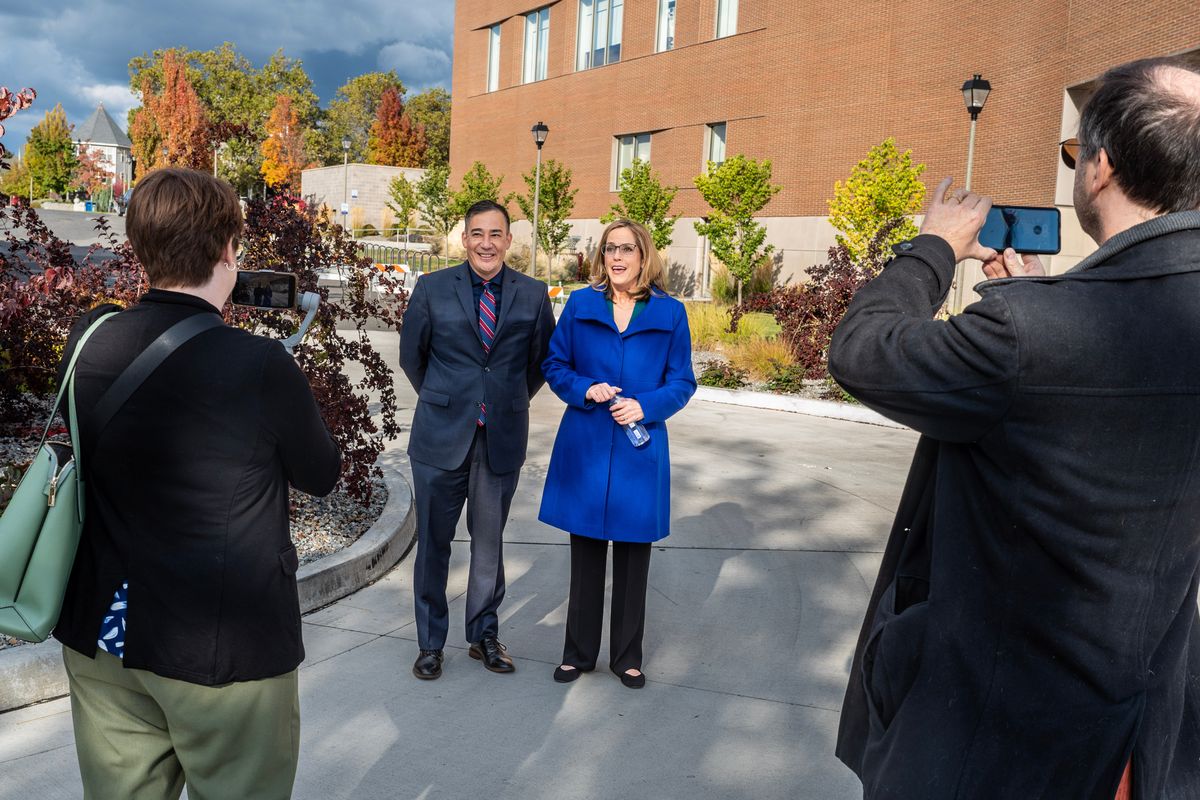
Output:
[450, 0, 1200, 294]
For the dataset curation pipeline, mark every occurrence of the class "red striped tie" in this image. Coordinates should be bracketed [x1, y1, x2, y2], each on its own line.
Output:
[478, 281, 496, 425]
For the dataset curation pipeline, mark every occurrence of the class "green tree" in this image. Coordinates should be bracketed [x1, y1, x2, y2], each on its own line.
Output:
[452, 161, 505, 218]
[417, 164, 457, 254]
[405, 87, 451, 168]
[694, 155, 782, 304]
[827, 137, 927, 263]
[26, 104, 78, 198]
[315, 72, 405, 165]
[0, 154, 31, 199]
[514, 158, 577, 274]
[386, 173, 419, 239]
[602, 159, 679, 250]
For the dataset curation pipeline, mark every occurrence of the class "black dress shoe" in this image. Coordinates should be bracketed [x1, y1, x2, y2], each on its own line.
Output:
[613, 667, 646, 689]
[412, 649, 444, 680]
[468, 635, 515, 673]
[553, 665, 583, 683]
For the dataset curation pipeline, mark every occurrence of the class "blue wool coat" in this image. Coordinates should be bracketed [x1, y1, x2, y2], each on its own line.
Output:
[538, 287, 696, 542]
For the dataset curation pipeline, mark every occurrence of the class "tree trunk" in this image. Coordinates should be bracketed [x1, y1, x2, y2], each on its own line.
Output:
[737, 278, 743, 306]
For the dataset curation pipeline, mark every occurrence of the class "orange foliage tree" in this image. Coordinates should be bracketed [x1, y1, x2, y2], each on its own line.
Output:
[129, 50, 211, 177]
[260, 94, 309, 189]
[367, 87, 426, 167]
[71, 146, 112, 197]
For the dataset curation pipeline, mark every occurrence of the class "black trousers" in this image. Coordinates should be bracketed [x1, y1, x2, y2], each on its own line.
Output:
[562, 534, 652, 673]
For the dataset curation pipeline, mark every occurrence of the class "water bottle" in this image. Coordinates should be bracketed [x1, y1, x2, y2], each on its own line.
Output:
[609, 395, 651, 448]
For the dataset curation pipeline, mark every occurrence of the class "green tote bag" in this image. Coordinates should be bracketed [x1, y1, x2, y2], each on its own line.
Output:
[0, 312, 116, 642]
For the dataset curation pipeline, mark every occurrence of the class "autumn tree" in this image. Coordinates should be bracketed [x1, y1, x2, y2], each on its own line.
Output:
[260, 94, 309, 189]
[316, 72, 405, 165]
[71, 146, 112, 198]
[405, 87, 451, 168]
[827, 138, 927, 263]
[130, 50, 211, 176]
[26, 104, 79, 198]
[129, 44, 318, 192]
[368, 87, 426, 167]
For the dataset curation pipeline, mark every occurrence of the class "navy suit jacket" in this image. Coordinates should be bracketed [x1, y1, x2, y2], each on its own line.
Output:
[400, 262, 555, 473]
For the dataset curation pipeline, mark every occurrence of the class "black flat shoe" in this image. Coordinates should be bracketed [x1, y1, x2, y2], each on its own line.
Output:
[553, 665, 583, 683]
[412, 649, 444, 680]
[468, 635, 515, 673]
[613, 668, 645, 689]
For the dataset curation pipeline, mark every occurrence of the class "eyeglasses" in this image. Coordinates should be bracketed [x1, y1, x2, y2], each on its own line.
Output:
[1059, 137, 1082, 170]
[603, 243, 638, 257]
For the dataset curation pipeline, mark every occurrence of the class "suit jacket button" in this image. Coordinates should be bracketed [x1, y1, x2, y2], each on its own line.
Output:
[484, 367, 491, 372]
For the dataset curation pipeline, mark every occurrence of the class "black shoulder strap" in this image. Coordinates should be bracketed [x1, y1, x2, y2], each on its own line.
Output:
[88, 313, 225, 445]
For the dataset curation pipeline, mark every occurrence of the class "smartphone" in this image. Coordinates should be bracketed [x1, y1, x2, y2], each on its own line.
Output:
[978, 205, 1061, 255]
[232, 270, 298, 309]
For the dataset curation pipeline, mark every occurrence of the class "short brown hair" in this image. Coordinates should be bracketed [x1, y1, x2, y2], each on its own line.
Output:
[127, 168, 244, 287]
[588, 219, 666, 301]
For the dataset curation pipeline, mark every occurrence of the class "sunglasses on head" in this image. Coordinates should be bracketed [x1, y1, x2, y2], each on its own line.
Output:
[1059, 137, 1082, 170]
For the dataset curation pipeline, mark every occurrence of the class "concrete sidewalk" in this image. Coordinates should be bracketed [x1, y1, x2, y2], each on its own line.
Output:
[0, 332, 916, 800]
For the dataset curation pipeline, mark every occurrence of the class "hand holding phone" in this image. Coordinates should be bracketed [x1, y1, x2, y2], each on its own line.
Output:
[981, 248, 1047, 280]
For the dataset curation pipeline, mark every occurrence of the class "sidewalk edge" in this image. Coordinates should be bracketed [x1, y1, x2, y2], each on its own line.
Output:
[693, 386, 905, 429]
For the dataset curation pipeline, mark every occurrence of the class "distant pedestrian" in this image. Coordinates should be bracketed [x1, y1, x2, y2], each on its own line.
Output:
[539, 219, 696, 689]
[831, 57, 1200, 800]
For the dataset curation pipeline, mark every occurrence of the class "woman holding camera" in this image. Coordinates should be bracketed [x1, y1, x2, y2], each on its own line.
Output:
[54, 168, 340, 799]
[539, 219, 696, 689]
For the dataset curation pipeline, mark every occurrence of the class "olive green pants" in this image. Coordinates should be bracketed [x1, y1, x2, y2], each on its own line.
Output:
[63, 646, 300, 800]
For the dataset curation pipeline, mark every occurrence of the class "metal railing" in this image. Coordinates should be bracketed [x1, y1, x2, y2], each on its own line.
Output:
[356, 241, 454, 275]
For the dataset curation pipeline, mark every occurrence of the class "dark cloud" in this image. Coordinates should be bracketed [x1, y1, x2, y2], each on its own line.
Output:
[0, 0, 453, 149]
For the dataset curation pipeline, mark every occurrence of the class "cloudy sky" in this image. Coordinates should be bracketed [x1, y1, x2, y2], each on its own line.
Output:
[0, 0, 454, 148]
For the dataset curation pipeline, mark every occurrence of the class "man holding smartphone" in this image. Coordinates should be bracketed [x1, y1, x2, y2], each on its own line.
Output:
[831, 58, 1200, 799]
[399, 200, 555, 680]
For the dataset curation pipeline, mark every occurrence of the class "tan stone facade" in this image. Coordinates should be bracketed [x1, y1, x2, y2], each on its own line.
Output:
[452, 1, 1200, 291]
[300, 163, 425, 234]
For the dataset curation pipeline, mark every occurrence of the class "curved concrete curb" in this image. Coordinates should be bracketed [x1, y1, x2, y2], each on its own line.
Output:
[694, 385, 906, 429]
[0, 466, 415, 714]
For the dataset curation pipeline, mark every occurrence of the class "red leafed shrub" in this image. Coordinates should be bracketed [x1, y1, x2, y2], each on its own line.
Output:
[729, 220, 901, 378]
[0, 193, 406, 502]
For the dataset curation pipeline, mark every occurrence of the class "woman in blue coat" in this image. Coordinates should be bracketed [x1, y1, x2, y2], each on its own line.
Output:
[539, 219, 696, 688]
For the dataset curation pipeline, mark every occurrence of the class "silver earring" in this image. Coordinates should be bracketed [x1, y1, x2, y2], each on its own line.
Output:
[224, 262, 236, 272]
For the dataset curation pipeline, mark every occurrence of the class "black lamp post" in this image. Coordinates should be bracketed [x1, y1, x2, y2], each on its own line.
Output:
[531, 121, 549, 277]
[961, 74, 991, 190]
[952, 74, 991, 313]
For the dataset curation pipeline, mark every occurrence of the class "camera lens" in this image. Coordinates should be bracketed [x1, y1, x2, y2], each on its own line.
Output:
[1033, 225, 1043, 235]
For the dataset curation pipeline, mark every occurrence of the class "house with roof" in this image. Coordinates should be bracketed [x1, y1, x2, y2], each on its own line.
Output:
[73, 103, 133, 188]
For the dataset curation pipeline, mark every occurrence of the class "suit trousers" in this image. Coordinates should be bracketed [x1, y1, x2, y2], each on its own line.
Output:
[562, 533, 652, 673]
[411, 426, 518, 650]
[63, 646, 298, 800]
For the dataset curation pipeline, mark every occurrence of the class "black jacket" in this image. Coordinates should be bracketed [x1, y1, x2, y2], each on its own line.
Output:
[53, 290, 340, 685]
[829, 213, 1200, 800]
[399, 262, 555, 473]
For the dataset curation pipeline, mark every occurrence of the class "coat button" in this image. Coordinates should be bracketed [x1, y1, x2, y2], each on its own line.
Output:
[484, 367, 491, 372]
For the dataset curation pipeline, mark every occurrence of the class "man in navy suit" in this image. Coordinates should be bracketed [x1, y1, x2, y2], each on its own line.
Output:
[399, 200, 555, 680]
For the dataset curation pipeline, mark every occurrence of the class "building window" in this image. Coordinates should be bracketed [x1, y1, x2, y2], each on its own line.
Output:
[706, 122, 726, 166]
[716, 0, 738, 38]
[614, 132, 652, 186]
[656, 0, 676, 52]
[523, 8, 550, 83]
[577, 0, 623, 71]
[487, 24, 501, 92]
